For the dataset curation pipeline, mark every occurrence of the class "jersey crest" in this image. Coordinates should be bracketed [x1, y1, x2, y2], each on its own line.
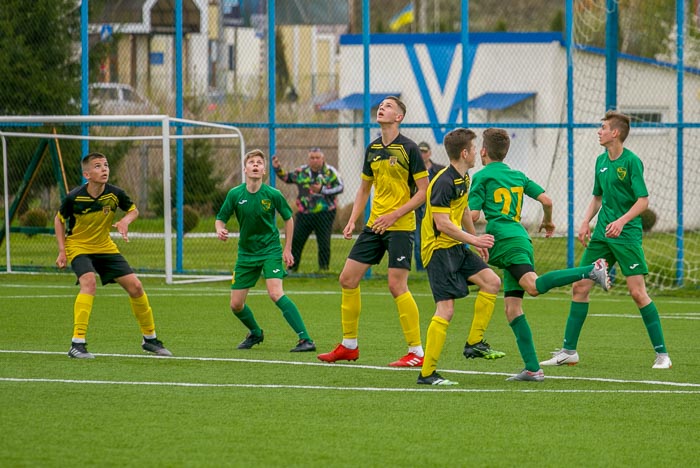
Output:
[261, 199, 272, 211]
[617, 167, 627, 181]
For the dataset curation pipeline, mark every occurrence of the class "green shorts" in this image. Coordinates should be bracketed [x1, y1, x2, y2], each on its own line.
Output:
[581, 239, 648, 276]
[231, 257, 287, 290]
[488, 237, 534, 293]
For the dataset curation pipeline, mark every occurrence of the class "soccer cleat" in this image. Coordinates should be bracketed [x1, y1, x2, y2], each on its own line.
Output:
[417, 371, 458, 386]
[237, 330, 264, 349]
[317, 344, 359, 363]
[68, 342, 95, 359]
[389, 352, 424, 367]
[290, 339, 316, 353]
[463, 340, 506, 360]
[590, 258, 611, 291]
[142, 337, 173, 356]
[539, 348, 579, 366]
[506, 368, 545, 382]
[652, 353, 672, 369]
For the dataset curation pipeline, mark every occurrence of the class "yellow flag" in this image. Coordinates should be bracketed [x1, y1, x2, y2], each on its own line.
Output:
[389, 2, 414, 32]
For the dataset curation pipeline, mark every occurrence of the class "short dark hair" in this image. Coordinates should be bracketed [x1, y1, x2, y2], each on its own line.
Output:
[603, 110, 630, 142]
[384, 95, 406, 116]
[482, 128, 510, 161]
[443, 128, 476, 161]
[81, 152, 107, 169]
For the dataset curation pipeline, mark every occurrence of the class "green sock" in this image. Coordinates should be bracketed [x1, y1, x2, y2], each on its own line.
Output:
[563, 301, 589, 350]
[509, 315, 539, 372]
[233, 304, 262, 336]
[276, 295, 311, 341]
[535, 266, 593, 294]
[640, 302, 667, 353]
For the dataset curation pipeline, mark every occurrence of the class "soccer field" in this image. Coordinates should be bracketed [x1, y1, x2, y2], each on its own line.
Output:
[1, 273, 698, 467]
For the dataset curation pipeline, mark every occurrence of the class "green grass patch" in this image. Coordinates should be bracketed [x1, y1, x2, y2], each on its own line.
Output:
[1, 273, 698, 466]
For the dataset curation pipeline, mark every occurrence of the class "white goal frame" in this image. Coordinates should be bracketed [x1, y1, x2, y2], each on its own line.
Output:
[0, 114, 245, 284]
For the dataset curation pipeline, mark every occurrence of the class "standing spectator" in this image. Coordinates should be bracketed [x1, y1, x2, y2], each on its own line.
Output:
[55, 152, 171, 359]
[272, 148, 344, 271]
[216, 149, 316, 353]
[414, 141, 445, 271]
[317, 96, 429, 367]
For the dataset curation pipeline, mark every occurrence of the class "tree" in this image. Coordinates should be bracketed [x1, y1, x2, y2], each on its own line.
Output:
[0, 0, 80, 116]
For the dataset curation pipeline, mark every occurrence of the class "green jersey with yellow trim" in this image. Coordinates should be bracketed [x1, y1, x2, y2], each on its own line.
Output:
[469, 161, 545, 241]
[361, 133, 428, 232]
[216, 183, 293, 261]
[57, 183, 135, 262]
[421, 165, 469, 267]
[591, 148, 648, 244]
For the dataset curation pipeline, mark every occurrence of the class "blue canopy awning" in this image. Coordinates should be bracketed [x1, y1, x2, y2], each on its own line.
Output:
[468, 92, 535, 110]
[319, 93, 401, 111]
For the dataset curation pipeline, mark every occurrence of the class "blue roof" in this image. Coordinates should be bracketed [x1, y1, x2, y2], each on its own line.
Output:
[468, 92, 535, 110]
[319, 93, 400, 111]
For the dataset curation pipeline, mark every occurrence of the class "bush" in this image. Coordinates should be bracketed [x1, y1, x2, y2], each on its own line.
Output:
[641, 208, 657, 232]
[172, 205, 200, 233]
[20, 208, 50, 228]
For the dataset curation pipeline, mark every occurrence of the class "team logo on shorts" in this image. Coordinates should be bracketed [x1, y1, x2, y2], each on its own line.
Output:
[261, 199, 272, 211]
[617, 167, 627, 181]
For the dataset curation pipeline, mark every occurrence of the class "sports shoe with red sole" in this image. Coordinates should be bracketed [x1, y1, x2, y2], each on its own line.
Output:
[388, 352, 424, 367]
[317, 343, 359, 363]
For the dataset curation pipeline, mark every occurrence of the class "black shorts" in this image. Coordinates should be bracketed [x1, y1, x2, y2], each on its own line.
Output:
[348, 228, 413, 270]
[426, 245, 490, 302]
[71, 253, 134, 285]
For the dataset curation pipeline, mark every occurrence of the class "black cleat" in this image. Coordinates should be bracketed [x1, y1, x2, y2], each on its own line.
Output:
[463, 340, 506, 360]
[142, 337, 173, 356]
[237, 330, 264, 349]
[68, 342, 95, 359]
[417, 371, 458, 386]
[290, 339, 316, 352]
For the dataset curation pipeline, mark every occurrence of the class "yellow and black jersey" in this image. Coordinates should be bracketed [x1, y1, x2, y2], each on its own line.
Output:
[421, 165, 470, 267]
[361, 133, 428, 231]
[57, 183, 136, 262]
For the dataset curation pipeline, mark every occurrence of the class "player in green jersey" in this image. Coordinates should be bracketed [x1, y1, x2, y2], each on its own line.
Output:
[55, 152, 171, 359]
[540, 111, 671, 369]
[215, 149, 315, 353]
[469, 128, 610, 381]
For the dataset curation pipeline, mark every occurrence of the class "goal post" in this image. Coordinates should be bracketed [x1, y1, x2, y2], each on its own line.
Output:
[0, 115, 245, 284]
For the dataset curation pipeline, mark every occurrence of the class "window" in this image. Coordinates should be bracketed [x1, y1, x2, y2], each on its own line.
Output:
[621, 108, 667, 134]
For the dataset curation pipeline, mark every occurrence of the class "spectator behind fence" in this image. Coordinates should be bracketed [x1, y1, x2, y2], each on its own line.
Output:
[272, 148, 344, 271]
[414, 141, 445, 271]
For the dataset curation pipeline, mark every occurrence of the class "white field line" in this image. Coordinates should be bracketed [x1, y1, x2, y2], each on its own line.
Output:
[0, 350, 698, 393]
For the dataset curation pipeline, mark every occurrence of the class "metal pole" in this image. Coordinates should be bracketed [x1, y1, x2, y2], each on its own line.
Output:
[566, 0, 575, 268]
[675, 0, 685, 286]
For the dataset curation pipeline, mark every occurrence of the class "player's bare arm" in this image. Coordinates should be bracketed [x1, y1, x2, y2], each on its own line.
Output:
[343, 179, 372, 239]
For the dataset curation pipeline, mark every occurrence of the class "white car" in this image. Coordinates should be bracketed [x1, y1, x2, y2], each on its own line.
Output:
[89, 83, 157, 115]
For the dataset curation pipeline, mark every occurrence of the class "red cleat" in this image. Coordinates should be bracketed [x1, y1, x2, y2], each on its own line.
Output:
[317, 344, 359, 363]
[388, 352, 424, 367]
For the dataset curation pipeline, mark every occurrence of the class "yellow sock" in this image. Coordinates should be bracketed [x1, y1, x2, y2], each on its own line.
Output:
[129, 293, 156, 337]
[341, 287, 361, 339]
[72, 293, 94, 341]
[467, 291, 497, 345]
[395, 291, 422, 347]
[421, 316, 450, 377]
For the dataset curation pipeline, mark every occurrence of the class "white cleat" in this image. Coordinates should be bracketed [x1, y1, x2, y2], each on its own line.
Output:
[590, 258, 611, 291]
[652, 354, 672, 369]
[540, 349, 579, 366]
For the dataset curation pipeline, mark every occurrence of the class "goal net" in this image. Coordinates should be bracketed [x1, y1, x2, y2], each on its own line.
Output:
[557, 0, 700, 291]
[0, 115, 245, 284]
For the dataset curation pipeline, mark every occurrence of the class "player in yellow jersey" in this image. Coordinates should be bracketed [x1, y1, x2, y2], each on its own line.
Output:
[55, 152, 171, 359]
[317, 96, 429, 367]
[417, 128, 500, 385]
